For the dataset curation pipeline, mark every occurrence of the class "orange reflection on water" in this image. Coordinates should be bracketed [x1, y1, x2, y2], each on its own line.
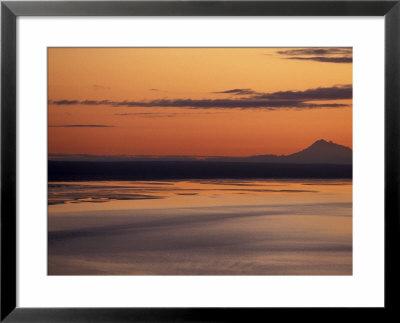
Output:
[48, 179, 352, 275]
[49, 179, 352, 213]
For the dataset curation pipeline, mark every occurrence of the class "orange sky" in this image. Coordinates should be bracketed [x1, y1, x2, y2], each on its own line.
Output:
[48, 48, 352, 157]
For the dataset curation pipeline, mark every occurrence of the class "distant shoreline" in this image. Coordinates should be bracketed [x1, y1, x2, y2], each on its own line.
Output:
[48, 161, 352, 181]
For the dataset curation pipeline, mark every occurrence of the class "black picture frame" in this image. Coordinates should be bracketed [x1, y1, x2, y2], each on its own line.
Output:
[1, 1, 399, 321]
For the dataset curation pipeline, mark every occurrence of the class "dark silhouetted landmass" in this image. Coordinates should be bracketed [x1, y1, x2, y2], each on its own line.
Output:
[48, 161, 351, 181]
[49, 139, 352, 165]
[48, 140, 352, 181]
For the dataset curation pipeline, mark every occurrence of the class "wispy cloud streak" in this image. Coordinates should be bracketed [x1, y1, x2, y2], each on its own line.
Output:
[253, 85, 352, 101]
[49, 85, 352, 110]
[213, 88, 256, 95]
[276, 48, 352, 64]
[277, 48, 352, 56]
[286, 56, 352, 63]
[49, 124, 114, 128]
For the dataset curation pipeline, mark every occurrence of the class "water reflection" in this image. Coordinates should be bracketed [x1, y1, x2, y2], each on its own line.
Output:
[48, 179, 352, 275]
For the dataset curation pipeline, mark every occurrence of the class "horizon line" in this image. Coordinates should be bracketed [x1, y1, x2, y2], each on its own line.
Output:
[48, 139, 352, 161]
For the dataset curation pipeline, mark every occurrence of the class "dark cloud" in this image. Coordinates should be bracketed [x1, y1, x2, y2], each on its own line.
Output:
[253, 85, 352, 101]
[276, 48, 352, 64]
[49, 124, 114, 128]
[50, 100, 79, 105]
[277, 48, 352, 56]
[50, 85, 351, 110]
[81, 100, 112, 105]
[286, 56, 352, 63]
[51, 99, 347, 109]
[213, 88, 256, 95]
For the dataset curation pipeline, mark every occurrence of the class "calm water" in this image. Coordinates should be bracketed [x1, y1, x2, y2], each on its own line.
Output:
[48, 179, 352, 275]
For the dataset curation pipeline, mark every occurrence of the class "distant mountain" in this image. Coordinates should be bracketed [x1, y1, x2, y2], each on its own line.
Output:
[207, 139, 352, 164]
[48, 140, 352, 181]
[49, 139, 352, 165]
[282, 139, 352, 164]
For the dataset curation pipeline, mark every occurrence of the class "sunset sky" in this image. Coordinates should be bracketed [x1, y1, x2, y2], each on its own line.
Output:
[48, 48, 352, 157]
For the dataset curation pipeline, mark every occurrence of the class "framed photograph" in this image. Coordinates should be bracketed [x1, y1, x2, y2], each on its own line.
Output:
[1, 0, 399, 321]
